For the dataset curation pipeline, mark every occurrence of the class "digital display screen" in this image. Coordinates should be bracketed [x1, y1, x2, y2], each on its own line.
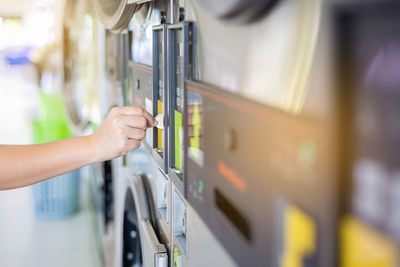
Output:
[187, 90, 204, 167]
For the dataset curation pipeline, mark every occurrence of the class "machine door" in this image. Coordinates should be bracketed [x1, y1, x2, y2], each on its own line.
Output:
[92, 0, 150, 31]
[123, 174, 168, 267]
[63, 0, 100, 133]
[91, 161, 114, 231]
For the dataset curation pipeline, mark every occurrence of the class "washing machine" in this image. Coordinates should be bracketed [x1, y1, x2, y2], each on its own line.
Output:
[62, 1, 120, 266]
[91, 2, 174, 267]
[89, 0, 338, 266]
[164, 1, 339, 266]
[64, 0, 400, 266]
[91, 1, 242, 266]
[62, 0, 102, 133]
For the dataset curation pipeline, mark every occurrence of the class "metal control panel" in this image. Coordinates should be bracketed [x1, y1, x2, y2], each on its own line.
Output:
[167, 22, 195, 194]
[153, 24, 168, 172]
[184, 80, 337, 267]
[128, 61, 154, 151]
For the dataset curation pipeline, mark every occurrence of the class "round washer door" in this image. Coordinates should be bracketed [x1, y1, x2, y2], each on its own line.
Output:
[194, 0, 280, 23]
[123, 174, 166, 267]
[91, 0, 137, 31]
[63, 0, 100, 133]
[123, 186, 143, 267]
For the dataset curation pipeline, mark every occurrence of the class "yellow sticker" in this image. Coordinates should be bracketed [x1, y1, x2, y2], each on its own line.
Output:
[280, 205, 316, 267]
[189, 103, 201, 158]
[341, 216, 398, 267]
[157, 100, 163, 149]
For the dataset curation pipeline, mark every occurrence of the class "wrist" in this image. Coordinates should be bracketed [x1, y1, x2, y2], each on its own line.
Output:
[81, 134, 99, 164]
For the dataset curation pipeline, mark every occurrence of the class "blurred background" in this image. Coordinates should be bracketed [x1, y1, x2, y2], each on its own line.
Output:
[0, 0, 101, 266]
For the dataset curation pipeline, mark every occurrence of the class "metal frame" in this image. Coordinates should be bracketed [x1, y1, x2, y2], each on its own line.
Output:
[167, 21, 194, 195]
[153, 24, 169, 173]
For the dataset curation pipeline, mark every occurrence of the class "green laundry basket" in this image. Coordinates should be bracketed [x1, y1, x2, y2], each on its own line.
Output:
[31, 92, 81, 219]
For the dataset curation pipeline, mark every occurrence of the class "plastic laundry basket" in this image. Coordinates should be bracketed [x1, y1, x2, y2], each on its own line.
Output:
[32, 170, 80, 219]
[31, 92, 81, 219]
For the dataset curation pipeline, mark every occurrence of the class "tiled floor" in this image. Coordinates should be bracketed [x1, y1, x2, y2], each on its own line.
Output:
[0, 61, 103, 267]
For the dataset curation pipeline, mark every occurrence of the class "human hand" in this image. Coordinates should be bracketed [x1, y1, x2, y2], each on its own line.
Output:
[88, 106, 156, 162]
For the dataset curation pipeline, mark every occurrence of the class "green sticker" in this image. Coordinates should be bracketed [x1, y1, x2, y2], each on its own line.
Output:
[175, 110, 183, 169]
[174, 248, 181, 267]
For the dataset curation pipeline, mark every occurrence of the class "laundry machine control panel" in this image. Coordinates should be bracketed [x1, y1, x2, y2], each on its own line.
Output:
[152, 24, 169, 172]
[126, 21, 195, 193]
[167, 22, 195, 194]
[128, 62, 154, 151]
[184, 80, 337, 266]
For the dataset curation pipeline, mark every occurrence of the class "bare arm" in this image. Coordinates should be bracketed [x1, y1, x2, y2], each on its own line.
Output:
[0, 106, 156, 190]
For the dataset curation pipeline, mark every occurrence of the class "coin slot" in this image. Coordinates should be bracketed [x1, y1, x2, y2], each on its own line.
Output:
[174, 190, 188, 255]
[157, 169, 169, 223]
[214, 189, 251, 241]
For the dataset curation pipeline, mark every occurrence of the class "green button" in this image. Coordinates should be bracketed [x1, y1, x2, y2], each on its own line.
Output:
[198, 180, 204, 192]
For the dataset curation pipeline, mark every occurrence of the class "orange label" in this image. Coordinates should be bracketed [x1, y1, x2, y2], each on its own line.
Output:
[218, 161, 247, 192]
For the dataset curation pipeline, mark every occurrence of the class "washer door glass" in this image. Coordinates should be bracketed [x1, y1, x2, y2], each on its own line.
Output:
[92, 0, 136, 31]
[130, 2, 162, 66]
[63, 0, 99, 133]
[123, 188, 143, 267]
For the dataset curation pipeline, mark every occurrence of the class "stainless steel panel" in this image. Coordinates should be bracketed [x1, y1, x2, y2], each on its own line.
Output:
[141, 219, 168, 267]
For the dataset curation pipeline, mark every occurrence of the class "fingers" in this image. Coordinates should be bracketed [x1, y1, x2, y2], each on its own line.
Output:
[124, 127, 146, 140]
[121, 115, 148, 130]
[112, 106, 156, 127]
[116, 128, 143, 155]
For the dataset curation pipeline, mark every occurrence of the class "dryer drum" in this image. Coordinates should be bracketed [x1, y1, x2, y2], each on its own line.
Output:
[91, 0, 137, 31]
[103, 160, 114, 226]
[123, 189, 142, 267]
[62, 0, 99, 133]
[195, 0, 280, 23]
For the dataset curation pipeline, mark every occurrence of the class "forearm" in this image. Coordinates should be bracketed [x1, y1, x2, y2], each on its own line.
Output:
[0, 136, 95, 190]
[0, 106, 156, 190]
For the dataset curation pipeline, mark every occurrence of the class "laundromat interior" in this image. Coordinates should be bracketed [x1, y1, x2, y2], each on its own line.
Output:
[0, 0, 400, 266]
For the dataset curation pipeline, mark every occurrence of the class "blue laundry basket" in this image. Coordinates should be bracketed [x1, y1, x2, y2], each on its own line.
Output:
[32, 169, 80, 219]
